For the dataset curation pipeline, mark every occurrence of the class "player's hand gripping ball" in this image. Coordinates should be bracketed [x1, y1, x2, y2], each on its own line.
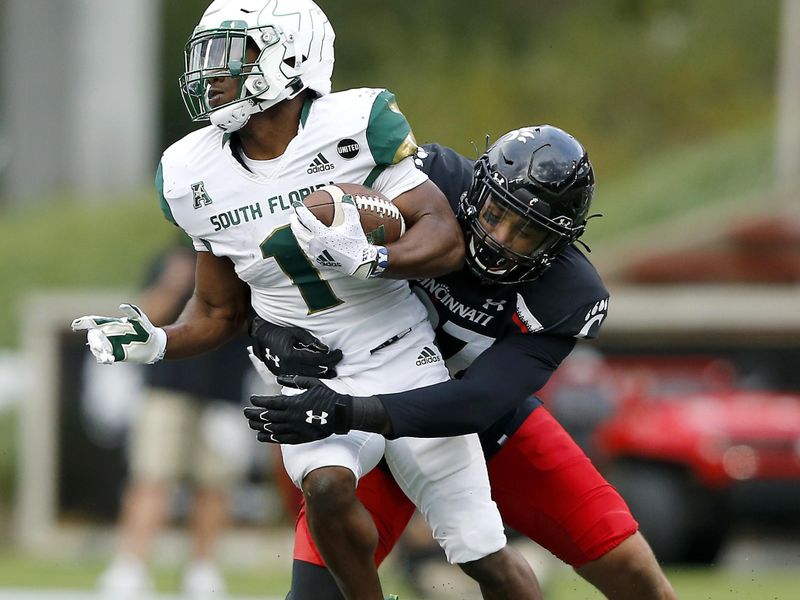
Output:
[290, 183, 404, 279]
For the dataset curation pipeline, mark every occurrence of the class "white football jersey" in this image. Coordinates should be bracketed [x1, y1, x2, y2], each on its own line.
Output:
[158, 88, 431, 367]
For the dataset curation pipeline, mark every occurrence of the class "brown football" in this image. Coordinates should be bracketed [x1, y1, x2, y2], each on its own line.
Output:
[302, 183, 406, 245]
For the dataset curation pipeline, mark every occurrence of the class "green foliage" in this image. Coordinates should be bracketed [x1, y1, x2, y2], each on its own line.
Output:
[160, 0, 210, 147]
[160, 1, 780, 181]
[384, 0, 777, 178]
[585, 118, 774, 244]
[0, 410, 15, 510]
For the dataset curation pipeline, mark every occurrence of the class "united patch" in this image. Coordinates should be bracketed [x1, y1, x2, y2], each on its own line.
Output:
[337, 138, 360, 159]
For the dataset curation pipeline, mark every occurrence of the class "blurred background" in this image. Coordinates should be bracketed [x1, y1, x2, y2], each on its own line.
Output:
[1, 0, 799, 598]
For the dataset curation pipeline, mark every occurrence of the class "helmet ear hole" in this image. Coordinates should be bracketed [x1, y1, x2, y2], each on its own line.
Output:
[250, 76, 267, 91]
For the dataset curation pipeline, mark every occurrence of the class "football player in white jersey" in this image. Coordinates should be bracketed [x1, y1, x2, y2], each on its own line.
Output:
[71, 1, 542, 599]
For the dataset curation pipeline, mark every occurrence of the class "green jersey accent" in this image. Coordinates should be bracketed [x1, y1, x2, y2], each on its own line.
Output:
[300, 95, 315, 128]
[363, 164, 387, 188]
[366, 90, 418, 166]
[156, 162, 177, 226]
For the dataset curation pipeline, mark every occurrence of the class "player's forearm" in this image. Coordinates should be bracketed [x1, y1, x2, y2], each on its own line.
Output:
[382, 212, 465, 279]
[162, 295, 247, 359]
[382, 178, 465, 279]
[376, 336, 571, 438]
[376, 377, 521, 438]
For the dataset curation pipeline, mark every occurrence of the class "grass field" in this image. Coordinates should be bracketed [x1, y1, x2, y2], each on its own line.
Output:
[548, 567, 798, 600]
[0, 550, 797, 599]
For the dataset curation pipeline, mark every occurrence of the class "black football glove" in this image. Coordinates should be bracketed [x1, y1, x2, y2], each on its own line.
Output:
[244, 376, 353, 444]
[244, 375, 391, 444]
[249, 315, 343, 378]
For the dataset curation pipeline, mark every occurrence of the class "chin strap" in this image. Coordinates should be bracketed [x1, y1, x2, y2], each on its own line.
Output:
[210, 97, 276, 132]
[211, 78, 306, 132]
[210, 100, 256, 132]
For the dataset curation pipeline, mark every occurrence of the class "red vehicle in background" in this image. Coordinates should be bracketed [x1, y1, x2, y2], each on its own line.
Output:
[541, 351, 800, 564]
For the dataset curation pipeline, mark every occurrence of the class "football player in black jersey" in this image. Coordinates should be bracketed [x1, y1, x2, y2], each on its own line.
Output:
[245, 126, 677, 600]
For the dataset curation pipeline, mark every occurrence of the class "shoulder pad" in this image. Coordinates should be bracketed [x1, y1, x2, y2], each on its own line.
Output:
[513, 246, 610, 339]
[366, 90, 418, 166]
[160, 126, 224, 194]
[157, 126, 223, 226]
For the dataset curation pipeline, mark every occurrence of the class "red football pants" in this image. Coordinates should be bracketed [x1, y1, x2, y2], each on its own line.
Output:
[292, 407, 638, 568]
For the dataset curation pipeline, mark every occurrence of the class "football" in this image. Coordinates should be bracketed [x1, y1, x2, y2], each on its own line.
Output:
[302, 183, 406, 245]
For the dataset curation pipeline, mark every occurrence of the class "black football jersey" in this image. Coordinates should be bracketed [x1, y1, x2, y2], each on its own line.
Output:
[411, 247, 608, 376]
[378, 144, 609, 451]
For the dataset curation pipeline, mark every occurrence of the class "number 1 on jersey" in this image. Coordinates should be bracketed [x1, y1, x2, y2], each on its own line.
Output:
[260, 225, 344, 314]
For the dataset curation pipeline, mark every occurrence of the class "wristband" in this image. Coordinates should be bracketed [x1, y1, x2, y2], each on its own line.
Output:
[351, 395, 391, 435]
[368, 246, 389, 278]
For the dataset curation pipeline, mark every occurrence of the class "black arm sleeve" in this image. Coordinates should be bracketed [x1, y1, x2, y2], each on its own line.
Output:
[378, 333, 576, 438]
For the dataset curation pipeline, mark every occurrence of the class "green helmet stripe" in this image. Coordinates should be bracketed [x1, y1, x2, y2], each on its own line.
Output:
[219, 20, 248, 30]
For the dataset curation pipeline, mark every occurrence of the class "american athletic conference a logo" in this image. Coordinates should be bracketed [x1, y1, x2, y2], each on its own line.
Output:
[306, 410, 328, 425]
[191, 181, 213, 209]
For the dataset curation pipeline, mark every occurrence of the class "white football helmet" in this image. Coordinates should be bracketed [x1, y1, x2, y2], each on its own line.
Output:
[179, 0, 335, 132]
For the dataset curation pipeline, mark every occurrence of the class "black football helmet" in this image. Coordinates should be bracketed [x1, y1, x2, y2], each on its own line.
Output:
[459, 125, 595, 284]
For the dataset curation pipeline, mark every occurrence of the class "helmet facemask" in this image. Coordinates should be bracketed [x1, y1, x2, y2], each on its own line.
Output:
[180, 22, 302, 131]
[460, 155, 587, 284]
[179, 0, 335, 132]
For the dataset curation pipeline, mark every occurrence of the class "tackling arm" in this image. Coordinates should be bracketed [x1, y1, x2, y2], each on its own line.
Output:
[246, 332, 577, 443]
[382, 178, 465, 279]
[377, 333, 576, 438]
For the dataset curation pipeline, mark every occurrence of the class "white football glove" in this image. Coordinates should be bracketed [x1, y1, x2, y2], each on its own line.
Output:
[71, 303, 167, 365]
[290, 199, 387, 279]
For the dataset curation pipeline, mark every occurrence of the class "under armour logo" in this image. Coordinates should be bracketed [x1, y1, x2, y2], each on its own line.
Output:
[490, 171, 507, 187]
[263, 347, 280, 368]
[554, 216, 573, 228]
[305, 410, 329, 425]
[482, 299, 507, 312]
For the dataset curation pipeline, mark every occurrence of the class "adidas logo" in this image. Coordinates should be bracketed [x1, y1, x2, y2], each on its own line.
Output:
[415, 345, 442, 366]
[307, 152, 335, 174]
[315, 250, 341, 268]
